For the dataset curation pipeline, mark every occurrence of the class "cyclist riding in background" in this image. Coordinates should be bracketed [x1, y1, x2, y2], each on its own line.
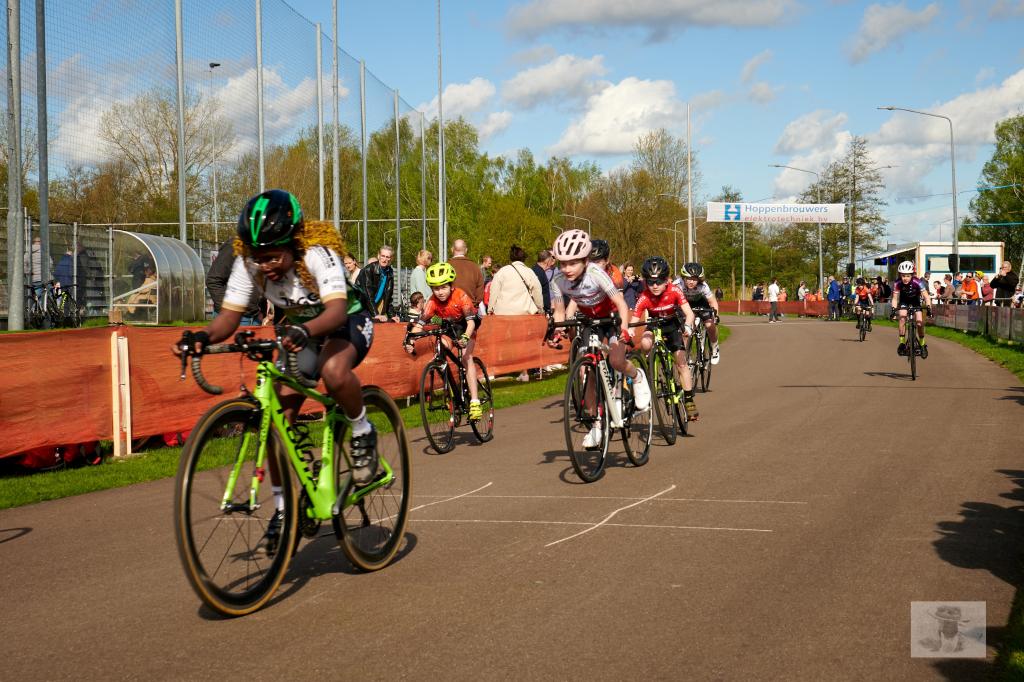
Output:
[854, 277, 874, 329]
[633, 256, 700, 421]
[676, 262, 722, 365]
[172, 189, 377, 554]
[889, 260, 932, 358]
[588, 239, 624, 290]
[549, 229, 650, 448]
[403, 262, 483, 422]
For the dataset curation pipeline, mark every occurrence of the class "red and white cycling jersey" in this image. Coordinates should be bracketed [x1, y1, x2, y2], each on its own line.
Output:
[633, 282, 689, 319]
[551, 263, 619, 318]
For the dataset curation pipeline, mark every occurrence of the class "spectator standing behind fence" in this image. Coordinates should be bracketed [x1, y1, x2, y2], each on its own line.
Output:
[827, 276, 843, 320]
[622, 264, 643, 308]
[343, 253, 361, 286]
[532, 249, 554, 313]
[797, 281, 808, 301]
[405, 291, 425, 322]
[410, 249, 433, 301]
[355, 245, 400, 321]
[54, 244, 90, 306]
[981, 273, 995, 304]
[489, 245, 543, 316]
[24, 236, 51, 286]
[991, 261, 1019, 306]
[449, 239, 484, 307]
[480, 254, 493, 285]
[767, 277, 781, 323]
[959, 271, 981, 304]
[714, 285, 725, 301]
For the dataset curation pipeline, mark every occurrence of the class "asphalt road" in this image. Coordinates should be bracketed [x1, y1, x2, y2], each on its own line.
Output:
[2, 316, 1022, 681]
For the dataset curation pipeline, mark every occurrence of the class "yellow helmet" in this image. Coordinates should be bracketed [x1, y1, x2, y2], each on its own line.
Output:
[425, 262, 457, 287]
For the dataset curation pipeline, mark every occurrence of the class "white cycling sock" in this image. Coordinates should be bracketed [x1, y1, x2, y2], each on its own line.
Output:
[271, 485, 284, 512]
[347, 406, 372, 437]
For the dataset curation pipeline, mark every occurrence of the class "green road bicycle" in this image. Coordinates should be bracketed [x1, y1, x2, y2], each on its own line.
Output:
[643, 315, 688, 445]
[686, 311, 715, 393]
[548, 315, 652, 483]
[405, 320, 494, 454]
[174, 331, 411, 616]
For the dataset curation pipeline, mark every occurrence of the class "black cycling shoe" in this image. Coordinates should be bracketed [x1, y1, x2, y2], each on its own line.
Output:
[350, 425, 379, 486]
[919, 343, 928, 359]
[897, 342, 907, 356]
[262, 510, 285, 557]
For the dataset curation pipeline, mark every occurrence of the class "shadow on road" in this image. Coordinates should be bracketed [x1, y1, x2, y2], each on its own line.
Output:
[930, 638, 1004, 681]
[999, 387, 1024, 406]
[0, 527, 31, 544]
[864, 370, 915, 381]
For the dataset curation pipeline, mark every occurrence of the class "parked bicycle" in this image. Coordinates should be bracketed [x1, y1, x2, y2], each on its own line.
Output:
[24, 280, 80, 329]
[548, 314, 652, 483]
[686, 310, 715, 392]
[643, 315, 689, 444]
[405, 319, 494, 454]
[174, 330, 411, 616]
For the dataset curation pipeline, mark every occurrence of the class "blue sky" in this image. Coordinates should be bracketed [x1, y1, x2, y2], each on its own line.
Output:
[285, 0, 1024, 247]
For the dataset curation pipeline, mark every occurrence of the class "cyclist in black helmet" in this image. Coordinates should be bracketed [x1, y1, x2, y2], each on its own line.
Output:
[675, 262, 722, 365]
[589, 238, 625, 290]
[173, 189, 378, 555]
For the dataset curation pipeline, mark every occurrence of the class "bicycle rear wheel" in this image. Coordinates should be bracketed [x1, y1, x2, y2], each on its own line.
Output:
[419, 362, 456, 453]
[469, 357, 494, 442]
[332, 386, 411, 571]
[174, 399, 296, 617]
[648, 348, 677, 445]
[564, 356, 608, 483]
[622, 352, 653, 467]
[568, 335, 584, 414]
[701, 334, 713, 392]
[909, 334, 917, 381]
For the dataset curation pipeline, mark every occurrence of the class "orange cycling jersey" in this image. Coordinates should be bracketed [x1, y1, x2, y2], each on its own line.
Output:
[605, 263, 624, 289]
[421, 287, 475, 322]
[855, 285, 871, 302]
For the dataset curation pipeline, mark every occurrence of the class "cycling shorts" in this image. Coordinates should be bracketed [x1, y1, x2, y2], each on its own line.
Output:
[296, 312, 374, 379]
[692, 307, 716, 322]
[647, 318, 685, 353]
[857, 301, 872, 310]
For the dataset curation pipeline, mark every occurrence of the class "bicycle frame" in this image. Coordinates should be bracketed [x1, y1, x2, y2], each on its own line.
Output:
[649, 323, 682, 403]
[581, 330, 625, 429]
[224, 361, 395, 523]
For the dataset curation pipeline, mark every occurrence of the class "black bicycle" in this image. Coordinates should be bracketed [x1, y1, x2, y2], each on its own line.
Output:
[406, 320, 494, 454]
[644, 315, 688, 444]
[894, 305, 927, 380]
[686, 310, 715, 393]
[856, 306, 873, 342]
[25, 280, 80, 329]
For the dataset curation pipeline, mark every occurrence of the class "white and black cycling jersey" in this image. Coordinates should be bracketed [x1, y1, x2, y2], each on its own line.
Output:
[221, 245, 351, 322]
[675, 280, 714, 309]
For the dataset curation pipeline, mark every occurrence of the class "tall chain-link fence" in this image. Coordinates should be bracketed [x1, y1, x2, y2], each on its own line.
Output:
[2, 0, 434, 324]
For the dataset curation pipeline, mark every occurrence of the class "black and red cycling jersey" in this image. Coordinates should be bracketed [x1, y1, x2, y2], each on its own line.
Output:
[633, 282, 689, 319]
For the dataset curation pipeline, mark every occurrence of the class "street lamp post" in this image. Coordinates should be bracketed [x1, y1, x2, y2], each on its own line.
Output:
[561, 213, 590, 235]
[770, 164, 823, 292]
[879, 106, 959, 270]
[208, 62, 221, 233]
[656, 219, 689, 275]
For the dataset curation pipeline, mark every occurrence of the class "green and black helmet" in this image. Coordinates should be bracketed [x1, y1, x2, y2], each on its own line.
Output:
[237, 189, 304, 247]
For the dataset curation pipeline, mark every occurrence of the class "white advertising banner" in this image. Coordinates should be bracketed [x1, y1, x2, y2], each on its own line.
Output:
[706, 202, 846, 224]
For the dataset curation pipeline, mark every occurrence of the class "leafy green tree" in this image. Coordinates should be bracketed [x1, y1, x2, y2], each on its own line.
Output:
[964, 114, 1024, 266]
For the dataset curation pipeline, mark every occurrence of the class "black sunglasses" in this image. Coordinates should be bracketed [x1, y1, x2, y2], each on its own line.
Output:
[645, 277, 668, 286]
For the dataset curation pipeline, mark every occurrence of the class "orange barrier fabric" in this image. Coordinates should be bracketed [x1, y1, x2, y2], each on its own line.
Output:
[720, 300, 828, 317]
[0, 328, 114, 458]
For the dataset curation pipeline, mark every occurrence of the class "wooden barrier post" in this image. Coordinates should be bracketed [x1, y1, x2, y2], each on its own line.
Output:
[110, 332, 133, 457]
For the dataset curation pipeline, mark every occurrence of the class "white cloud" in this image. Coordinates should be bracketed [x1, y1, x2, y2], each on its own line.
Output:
[748, 81, 782, 103]
[479, 111, 513, 140]
[506, 0, 797, 39]
[975, 66, 995, 84]
[510, 44, 559, 65]
[691, 89, 727, 111]
[990, 0, 1024, 18]
[774, 110, 849, 155]
[502, 54, 608, 108]
[740, 49, 774, 83]
[419, 77, 496, 120]
[847, 2, 940, 64]
[550, 77, 686, 156]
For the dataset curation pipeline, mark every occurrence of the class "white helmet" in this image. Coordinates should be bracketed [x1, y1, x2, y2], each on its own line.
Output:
[552, 229, 592, 261]
[897, 260, 915, 274]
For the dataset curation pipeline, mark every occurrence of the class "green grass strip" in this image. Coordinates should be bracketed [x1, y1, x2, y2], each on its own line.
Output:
[0, 323, 731, 510]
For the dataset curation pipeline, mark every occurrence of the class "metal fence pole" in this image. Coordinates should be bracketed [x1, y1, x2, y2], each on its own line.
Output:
[6, 0, 24, 329]
[359, 60, 368, 264]
[36, 0, 50, 285]
[436, 0, 446, 261]
[255, 0, 266, 192]
[394, 89, 402, 303]
[331, 0, 340, 234]
[420, 112, 427, 252]
[174, 0, 187, 242]
[315, 22, 325, 222]
[107, 226, 113, 314]
[72, 221, 78, 304]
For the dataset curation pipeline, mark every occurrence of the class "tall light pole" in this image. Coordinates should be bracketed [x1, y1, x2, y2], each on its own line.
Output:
[770, 164, 823, 291]
[561, 213, 590, 235]
[208, 62, 221, 232]
[879, 106, 959, 270]
[436, 0, 446, 261]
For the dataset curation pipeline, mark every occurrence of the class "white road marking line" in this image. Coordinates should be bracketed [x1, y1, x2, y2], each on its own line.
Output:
[411, 494, 807, 505]
[544, 484, 677, 547]
[411, 518, 772, 533]
[408, 481, 494, 513]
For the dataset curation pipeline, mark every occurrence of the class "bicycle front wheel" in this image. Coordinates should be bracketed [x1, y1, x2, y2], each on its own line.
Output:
[622, 352, 653, 467]
[469, 357, 494, 442]
[648, 348, 677, 445]
[564, 356, 608, 483]
[909, 334, 917, 381]
[419, 362, 456, 454]
[174, 399, 296, 617]
[859, 322, 866, 342]
[701, 333, 713, 392]
[332, 386, 412, 571]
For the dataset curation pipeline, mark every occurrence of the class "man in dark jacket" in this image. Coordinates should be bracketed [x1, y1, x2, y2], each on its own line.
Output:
[207, 238, 262, 324]
[449, 238, 484, 305]
[991, 260, 1019, 306]
[355, 245, 399, 321]
[827, 276, 843, 321]
[532, 249, 554, 313]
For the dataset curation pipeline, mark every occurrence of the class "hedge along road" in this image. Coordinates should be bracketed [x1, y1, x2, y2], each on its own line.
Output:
[1, 317, 1021, 680]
